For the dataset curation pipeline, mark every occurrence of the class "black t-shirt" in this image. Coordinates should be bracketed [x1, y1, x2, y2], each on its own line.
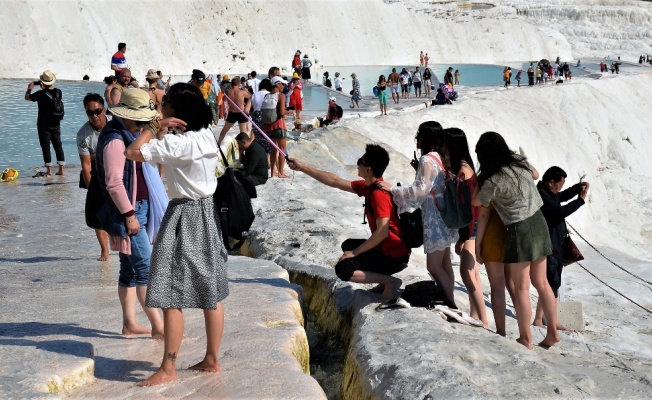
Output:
[30, 88, 62, 127]
[242, 141, 269, 184]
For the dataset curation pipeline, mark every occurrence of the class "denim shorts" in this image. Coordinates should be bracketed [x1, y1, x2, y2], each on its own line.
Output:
[118, 199, 152, 287]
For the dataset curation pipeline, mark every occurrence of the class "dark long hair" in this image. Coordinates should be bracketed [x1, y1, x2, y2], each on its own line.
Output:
[444, 127, 474, 174]
[416, 121, 449, 169]
[165, 83, 212, 131]
[475, 131, 529, 188]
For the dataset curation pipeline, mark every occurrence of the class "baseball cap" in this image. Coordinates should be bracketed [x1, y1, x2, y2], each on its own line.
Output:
[329, 97, 336, 102]
[271, 76, 288, 86]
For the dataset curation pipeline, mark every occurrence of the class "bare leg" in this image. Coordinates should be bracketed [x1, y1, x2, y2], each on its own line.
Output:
[530, 257, 561, 347]
[504, 264, 516, 306]
[427, 250, 456, 307]
[442, 247, 455, 288]
[118, 286, 150, 335]
[276, 138, 289, 178]
[269, 147, 279, 177]
[56, 165, 65, 175]
[533, 298, 545, 328]
[485, 262, 507, 336]
[237, 121, 249, 135]
[136, 285, 164, 339]
[460, 240, 488, 327]
[95, 229, 110, 261]
[189, 303, 225, 372]
[217, 122, 234, 145]
[139, 308, 184, 386]
[45, 166, 53, 176]
[349, 270, 402, 300]
[508, 262, 533, 349]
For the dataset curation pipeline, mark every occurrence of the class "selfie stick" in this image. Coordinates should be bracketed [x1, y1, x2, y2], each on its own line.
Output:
[222, 95, 288, 158]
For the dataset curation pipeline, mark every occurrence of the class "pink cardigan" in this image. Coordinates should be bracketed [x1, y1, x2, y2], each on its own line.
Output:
[103, 140, 137, 254]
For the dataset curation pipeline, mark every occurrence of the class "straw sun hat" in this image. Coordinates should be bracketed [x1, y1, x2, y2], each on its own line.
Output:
[39, 70, 56, 86]
[110, 88, 159, 121]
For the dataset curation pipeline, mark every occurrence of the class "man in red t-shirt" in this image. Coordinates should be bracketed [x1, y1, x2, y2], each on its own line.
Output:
[287, 144, 411, 309]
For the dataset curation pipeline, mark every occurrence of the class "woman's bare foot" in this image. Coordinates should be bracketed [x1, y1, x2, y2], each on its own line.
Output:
[122, 323, 152, 336]
[532, 319, 544, 328]
[151, 329, 165, 340]
[556, 323, 572, 332]
[97, 253, 109, 262]
[55, 171, 65, 176]
[516, 337, 533, 350]
[278, 173, 290, 179]
[496, 329, 506, 337]
[138, 368, 178, 387]
[538, 333, 561, 348]
[189, 358, 221, 372]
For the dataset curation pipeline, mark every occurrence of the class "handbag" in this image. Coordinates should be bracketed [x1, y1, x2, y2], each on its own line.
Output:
[213, 146, 256, 251]
[562, 235, 584, 266]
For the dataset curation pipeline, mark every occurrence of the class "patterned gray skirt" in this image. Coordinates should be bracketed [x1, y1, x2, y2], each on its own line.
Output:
[145, 196, 229, 310]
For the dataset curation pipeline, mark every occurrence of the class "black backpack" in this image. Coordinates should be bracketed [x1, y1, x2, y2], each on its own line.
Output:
[84, 167, 105, 230]
[364, 185, 423, 249]
[336, 104, 343, 118]
[214, 147, 256, 251]
[401, 281, 445, 308]
[46, 89, 64, 120]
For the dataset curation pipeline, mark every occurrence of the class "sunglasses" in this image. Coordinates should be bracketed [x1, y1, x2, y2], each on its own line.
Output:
[85, 108, 104, 117]
[357, 157, 368, 167]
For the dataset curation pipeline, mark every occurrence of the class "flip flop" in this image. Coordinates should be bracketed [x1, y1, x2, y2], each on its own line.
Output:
[32, 171, 47, 178]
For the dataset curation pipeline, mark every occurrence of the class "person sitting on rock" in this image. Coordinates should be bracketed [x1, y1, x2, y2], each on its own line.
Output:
[287, 144, 412, 310]
[235, 131, 269, 186]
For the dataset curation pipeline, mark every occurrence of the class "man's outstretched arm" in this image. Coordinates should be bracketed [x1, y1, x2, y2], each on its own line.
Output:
[287, 157, 354, 193]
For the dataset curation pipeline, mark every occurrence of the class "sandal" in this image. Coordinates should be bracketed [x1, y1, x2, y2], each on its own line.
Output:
[376, 298, 411, 311]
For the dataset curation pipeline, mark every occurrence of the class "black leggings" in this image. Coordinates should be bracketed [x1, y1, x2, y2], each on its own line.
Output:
[334, 239, 409, 281]
[37, 125, 65, 166]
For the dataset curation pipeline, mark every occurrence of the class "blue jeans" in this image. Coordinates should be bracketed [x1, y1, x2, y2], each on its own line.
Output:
[118, 200, 151, 287]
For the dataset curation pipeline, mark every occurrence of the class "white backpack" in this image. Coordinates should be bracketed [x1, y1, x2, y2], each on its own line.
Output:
[261, 92, 279, 124]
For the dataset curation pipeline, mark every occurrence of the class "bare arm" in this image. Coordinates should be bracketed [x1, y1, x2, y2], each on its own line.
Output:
[471, 186, 483, 207]
[80, 154, 92, 187]
[110, 88, 121, 106]
[278, 93, 287, 117]
[124, 118, 186, 162]
[24, 82, 35, 101]
[286, 157, 354, 193]
[340, 217, 389, 262]
[474, 206, 491, 264]
[530, 164, 539, 180]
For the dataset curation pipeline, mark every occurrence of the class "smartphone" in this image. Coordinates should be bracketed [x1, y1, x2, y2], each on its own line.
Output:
[33, 80, 41, 85]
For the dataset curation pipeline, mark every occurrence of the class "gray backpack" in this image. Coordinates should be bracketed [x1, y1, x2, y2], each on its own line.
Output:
[261, 92, 279, 124]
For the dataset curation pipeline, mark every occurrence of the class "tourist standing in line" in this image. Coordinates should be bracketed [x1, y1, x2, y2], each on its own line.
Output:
[104, 75, 117, 105]
[110, 69, 134, 106]
[527, 66, 535, 86]
[412, 67, 423, 97]
[515, 69, 522, 87]
[473, 131, 560, 349]
[420, 51, 425, 67]
[389, 68, 400, 104]
[533, 166, 589, 330]
[24, 70, 65, 177]
[334, 72, 344, 92]
[399, 68, 410, 99]
[77, 93, 111, 261]
[251, 78, 273, 157]
[289, 74, 304, 121]
[301, 54, 313, 84]
[351, 73, 361, 109]
[454, 69, 461, 85]
[424, 53, 430, 67]
[446, 128, 488, 328]
[145, 70, 165, 115]
[444, 67, 454, 87]
[423, 68, 433, 97]
[378, 121, 459, 310]
[376, 75, 388, 116]
[124, 83, 229, 387]
[288, 145, 412, 310]
[217, 77, 252, 146]
[263, 76, 290, 178]
[95, 88, 166, 341]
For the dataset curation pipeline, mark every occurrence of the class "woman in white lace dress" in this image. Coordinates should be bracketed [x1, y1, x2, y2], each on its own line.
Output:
[378, 121, 458, 308]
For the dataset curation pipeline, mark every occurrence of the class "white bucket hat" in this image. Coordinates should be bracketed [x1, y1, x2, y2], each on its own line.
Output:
[109, 88, 159, 121]
[39, 70, 56, 86]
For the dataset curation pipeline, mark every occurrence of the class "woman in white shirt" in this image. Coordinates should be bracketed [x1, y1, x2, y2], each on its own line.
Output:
[125, 83, 228, 386]
[251, 78, 272, 155]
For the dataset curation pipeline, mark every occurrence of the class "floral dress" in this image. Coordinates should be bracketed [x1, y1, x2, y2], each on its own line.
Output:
[391, 152, 458, 253]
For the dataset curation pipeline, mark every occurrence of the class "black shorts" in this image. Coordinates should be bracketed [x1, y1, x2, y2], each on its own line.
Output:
[226, 111, 248, 124]
[267, 128, 287, 139]
[334, 239, 409, 281]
